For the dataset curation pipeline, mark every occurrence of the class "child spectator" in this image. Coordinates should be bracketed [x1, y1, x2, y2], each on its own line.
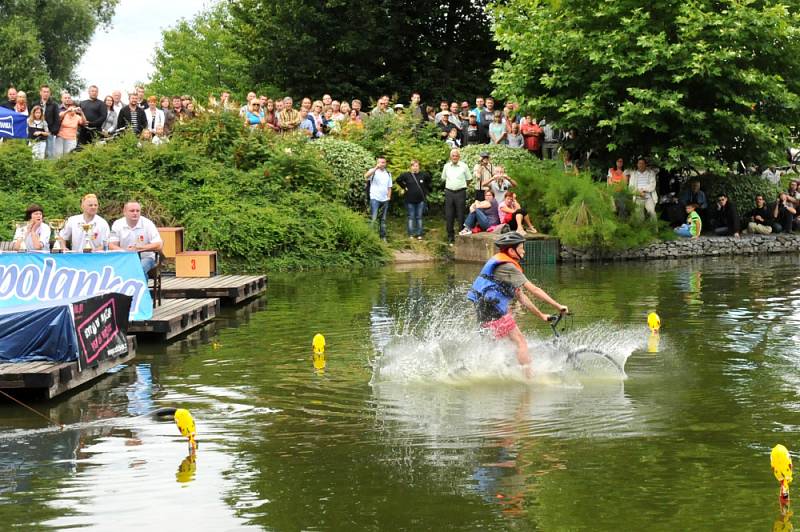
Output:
[674, 203, 702, 238]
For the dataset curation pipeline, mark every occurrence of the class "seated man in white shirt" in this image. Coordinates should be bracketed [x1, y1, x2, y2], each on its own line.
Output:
[109, 201, 163, 273]
[58, 193, 110, 251]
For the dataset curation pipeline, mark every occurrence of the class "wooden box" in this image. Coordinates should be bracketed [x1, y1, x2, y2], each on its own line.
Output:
[158, 227, 184, 259]
[175, 251, 217, 278]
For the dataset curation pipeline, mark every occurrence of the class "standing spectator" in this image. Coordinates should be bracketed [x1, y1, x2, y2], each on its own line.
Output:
[371, 95, 393, 117]
[310, 100, 325, 134]
[472, 151, 495, 201]
[396, 160, 430, 240]
[55, 98, 85, 157]
[441, 148, 470, 245]
[481, 98, 496, 138]
[264, 99, 279, 132]
[540, 118, 558, 160]
[773, 192, 797, 233]
[135, 86, 147, 110]
[161, 96, 175, 136]
[608, 157, 630, 215]
[364, 156, 392, 242]
[279, 97, 300, 132]
[471, 97, 486, 125]
[239, 91, 257, 116]
[346, 108, 364, 130]
[298, 108, 316, 138]
[425, 106, 436, 122]
[762, 165, 781, 186]
[628, 157, 658, 220]
[786, 180, 800, 207]
[13, 91, 28, 115]
[117, 92, 147, 135]
[184, 100, 196, 119]
[434, 100, 450, 122]
[448, 102, 462, 130]
[745, 195, 773, 234]
[101, 95, 117, 136]
[709, 193, 740, 237]
[506, 123, 524, 148]
[322, 94, 333, 107]
[244, 99, 265, 129]
[463, 113, 484, 146]
[36, 85, 60, 158]
[1, 86, 16, 109]
[521, 115, 543, 158]
[458, 101, 471, 124]
[502, 103, 518, 132]
[111, 90, 125, 113]
[488, 111, 507, 145]
[27, 106, 49, 159]
[171, 96, 184, 121]
[409, 93, 424, 123]
[332, 100, 346, 122]
[144, 96, 165, 133]
[489, 165, 517, 204]
[437, 111, 456, 140]
[678, 179, 708, 223]
[79, 85, 107, 145]
[351, 99, 368, 121]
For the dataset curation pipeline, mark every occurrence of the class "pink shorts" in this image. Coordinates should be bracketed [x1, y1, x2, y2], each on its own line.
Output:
[481, 313, 517, 339]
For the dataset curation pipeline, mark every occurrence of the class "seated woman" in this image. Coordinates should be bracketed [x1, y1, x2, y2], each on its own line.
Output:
[459, 190, 501, 235]
[499, 192, 537, 235]
[13, 204, 51, 251]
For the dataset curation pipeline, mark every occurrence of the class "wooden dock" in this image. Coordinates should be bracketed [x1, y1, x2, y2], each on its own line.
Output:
[0, 336, 137, 399]
[129, 298, 219, 340]
[161, 275, 267, 305]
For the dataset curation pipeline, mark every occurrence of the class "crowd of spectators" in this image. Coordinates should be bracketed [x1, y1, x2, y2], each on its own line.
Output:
[2, 84, 572, 163]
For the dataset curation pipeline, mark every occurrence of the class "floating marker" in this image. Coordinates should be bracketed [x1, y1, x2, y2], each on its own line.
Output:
[772, 444, 793, 502]
[174, 408, 197, 451]
[312, 334, 326, 354]
[647, 312, 661, 333]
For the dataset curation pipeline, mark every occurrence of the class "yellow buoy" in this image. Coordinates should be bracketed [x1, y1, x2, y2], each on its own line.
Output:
[772, 444, 793, 501]
[312, 333, 326, 354]
[647, 312, 661, 333]
[174, 408, 197, 451]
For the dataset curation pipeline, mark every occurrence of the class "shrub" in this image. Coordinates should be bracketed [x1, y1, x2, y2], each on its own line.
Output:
[460, 144, 538, 171]
[509, 160, 663, 249]
[312, 137, 375, 210]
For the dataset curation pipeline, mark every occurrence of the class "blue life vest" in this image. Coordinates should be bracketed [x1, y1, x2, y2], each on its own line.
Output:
[467, 253, 522, 321]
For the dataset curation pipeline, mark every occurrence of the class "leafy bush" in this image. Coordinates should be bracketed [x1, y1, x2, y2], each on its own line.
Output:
[460, 144, 538, 171]
[509, 160, 663, 249]
[311, 137, 375, 210]
[698, 174, 783, 217]
[0, 132, 388, 271]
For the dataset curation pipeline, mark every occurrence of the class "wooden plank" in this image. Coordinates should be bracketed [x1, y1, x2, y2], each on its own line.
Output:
[129, 298, 218, 340]
[160, 275, 266, 305]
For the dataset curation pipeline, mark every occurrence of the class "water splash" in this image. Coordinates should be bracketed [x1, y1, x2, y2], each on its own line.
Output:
[370, 287, 647, 386]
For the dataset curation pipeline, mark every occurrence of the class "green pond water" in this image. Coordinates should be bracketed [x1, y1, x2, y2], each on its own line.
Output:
[1, 255, 800, 531]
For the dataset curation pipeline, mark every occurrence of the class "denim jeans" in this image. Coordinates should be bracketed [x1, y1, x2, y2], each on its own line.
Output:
[370, 199, 389, 239]
[141, 256, 157, 274]
[406, 202, 424, 236]
[464, 209, 492, 231]
[674, 224, 693, 238]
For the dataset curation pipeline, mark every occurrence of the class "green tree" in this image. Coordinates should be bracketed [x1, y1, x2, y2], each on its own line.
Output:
[228, 0, 498, 102]
[0, 0, 118, 91]
[491, 0, 800, 174]
[149, 5, 254, 100]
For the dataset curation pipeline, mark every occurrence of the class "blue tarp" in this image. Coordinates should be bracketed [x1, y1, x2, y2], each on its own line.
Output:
[0, 106, 28, 139]
[0, 304, 78, 362]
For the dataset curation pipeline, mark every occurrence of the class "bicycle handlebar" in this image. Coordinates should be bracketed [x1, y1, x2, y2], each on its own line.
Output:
[548, 310, 569, 338]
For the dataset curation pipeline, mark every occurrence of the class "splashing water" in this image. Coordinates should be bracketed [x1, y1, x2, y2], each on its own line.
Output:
[370, 287, 647, 386]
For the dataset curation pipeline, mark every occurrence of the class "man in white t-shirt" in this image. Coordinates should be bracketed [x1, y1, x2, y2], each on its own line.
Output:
[59, 193, 110, 251]
[109, 201, 163, 273]
[364, 156, 392, 241]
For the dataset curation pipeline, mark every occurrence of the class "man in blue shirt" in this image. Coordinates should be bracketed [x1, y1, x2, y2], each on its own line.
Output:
[364, 157, 393, 241]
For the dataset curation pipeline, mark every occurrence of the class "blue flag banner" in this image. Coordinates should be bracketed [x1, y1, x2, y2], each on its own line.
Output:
[0, 252, 153, 321]
[0, 106, 28, 139]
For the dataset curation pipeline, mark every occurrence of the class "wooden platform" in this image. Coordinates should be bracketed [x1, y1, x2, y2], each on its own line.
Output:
[161, 275, 267, 305]
[0, 336, 137, 399]
[129, 298, 219, 340]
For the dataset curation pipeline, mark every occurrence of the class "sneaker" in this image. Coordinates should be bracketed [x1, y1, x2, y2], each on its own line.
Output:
[417, 236, 423, 240]
[409, 235, 415, 240]
[459, 228, 472, 236]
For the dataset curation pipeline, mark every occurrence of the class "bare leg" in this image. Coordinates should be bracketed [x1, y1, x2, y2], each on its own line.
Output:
[515, 213, 526, 235]
[507, 326, 532, 378]
[523, 214, 537, 232]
